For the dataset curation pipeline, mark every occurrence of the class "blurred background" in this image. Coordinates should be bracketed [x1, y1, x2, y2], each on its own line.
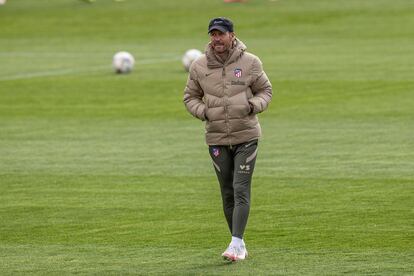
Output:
[0, 0, 413, 274]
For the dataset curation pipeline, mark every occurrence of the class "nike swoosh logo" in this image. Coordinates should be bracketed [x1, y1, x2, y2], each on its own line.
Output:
[205, 72, 214, 77]
[245, 141, 255, 148]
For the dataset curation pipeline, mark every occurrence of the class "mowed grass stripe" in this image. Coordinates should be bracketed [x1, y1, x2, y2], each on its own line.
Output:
[0, 56, 180, 81]
[0, 0, 413, 274]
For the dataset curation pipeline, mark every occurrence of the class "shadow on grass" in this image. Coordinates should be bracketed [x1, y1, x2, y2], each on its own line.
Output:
[193, 259, 239, 270]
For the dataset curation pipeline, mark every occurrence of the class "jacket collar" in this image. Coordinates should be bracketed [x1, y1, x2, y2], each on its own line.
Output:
[205, 38, 247, 69]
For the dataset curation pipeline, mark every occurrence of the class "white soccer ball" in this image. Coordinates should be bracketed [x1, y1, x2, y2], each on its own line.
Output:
[182, 49, 202, 72]
[113, 51, 135, 74]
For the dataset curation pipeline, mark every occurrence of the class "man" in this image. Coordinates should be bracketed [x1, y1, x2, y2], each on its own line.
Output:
[183, 17, 272, 262]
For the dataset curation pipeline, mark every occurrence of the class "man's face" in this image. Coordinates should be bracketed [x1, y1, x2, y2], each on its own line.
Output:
[209, 30, 234, 54]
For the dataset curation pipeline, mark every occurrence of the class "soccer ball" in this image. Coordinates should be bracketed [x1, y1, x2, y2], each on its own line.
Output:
[182, 49, 202, 72]
[112, 51, 135, 74]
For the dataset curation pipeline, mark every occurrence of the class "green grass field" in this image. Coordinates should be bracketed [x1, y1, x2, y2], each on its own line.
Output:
[1, 0, 413, 274]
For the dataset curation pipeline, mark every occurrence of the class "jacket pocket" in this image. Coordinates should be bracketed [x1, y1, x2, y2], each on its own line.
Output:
[243, 91, 251, 115]
[246, 87, 253, 99]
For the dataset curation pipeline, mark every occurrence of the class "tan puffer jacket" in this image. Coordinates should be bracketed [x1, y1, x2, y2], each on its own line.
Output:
[183, 39, 272, 146]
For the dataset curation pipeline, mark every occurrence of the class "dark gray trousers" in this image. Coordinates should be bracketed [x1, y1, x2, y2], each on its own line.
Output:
[209, 139, 258, 239]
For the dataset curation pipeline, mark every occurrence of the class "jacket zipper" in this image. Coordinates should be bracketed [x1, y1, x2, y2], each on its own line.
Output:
[222, 66, 232, 147]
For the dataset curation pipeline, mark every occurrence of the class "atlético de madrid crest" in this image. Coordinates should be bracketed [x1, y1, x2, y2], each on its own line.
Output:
[234, 68, 242, 78]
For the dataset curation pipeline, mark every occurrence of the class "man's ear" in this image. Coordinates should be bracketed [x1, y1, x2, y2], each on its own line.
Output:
[231, 33, 236, 47]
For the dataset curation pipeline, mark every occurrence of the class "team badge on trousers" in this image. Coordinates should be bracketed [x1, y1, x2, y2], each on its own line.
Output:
[234, 68, 242, 78]
[212, 148, 220, 157]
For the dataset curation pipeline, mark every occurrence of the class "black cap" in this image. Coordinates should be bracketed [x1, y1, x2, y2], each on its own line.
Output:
[208, 17, 234, 33]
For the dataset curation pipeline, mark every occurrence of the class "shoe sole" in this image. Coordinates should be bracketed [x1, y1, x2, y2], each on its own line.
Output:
[222, 253, 236, 262]
[222, 253, 247, 262]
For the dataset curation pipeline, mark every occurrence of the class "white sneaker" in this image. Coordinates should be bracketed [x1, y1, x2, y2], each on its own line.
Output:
[222, 244, 248, 262]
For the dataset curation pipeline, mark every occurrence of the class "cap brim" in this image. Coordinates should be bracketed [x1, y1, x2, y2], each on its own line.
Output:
[208, 25, 228, 33]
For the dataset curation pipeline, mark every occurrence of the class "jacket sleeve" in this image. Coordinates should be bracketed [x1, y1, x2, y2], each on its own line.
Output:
[183, 63, 207, 121]
[249, 57, 272, 114]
